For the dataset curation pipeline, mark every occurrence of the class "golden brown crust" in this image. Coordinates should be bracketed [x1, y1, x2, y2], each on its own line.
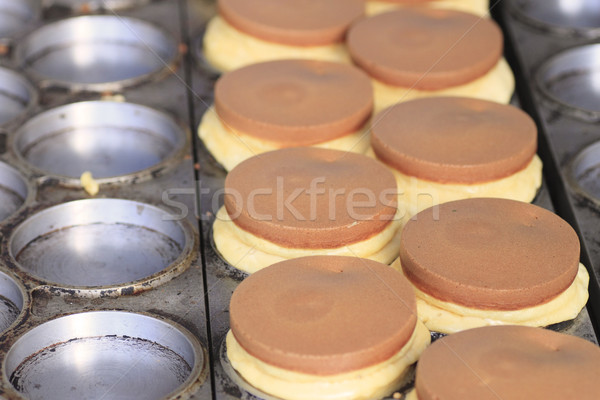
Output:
[230, 256, 418, 375]
[347, 8, 503, 89]
[415, 325, 600, 400]
[215, 60, 373, 146]
[371, 97, 537, 183]
[224, 148, 398, 249]
[400, 198, 580, 310]
[218, 0, 364, 46]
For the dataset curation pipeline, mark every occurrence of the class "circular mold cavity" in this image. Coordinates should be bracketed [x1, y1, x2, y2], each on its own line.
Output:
[0, 270, 24, 334]
[535, 44, 600, 121]
[0, 0, 36, 39]
[509, 0, 600, 37]
[5, 311, 204, 400]
[14, 101, 186, 181]
[0, 67, 36, 128]
[16, 15, 179, 91]
[568, 141, 600, 208]
[9, 198, 194, 287]
[0, 161, 28, 223]
[43, 0, 151, 13]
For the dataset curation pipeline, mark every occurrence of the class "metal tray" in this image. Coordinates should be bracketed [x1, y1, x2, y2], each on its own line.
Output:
[0, 0, 597, 399]
[15, 15, 180, 93]
[0, 1, 212, 399]
[500, 0, 600, 330]
[186, 3, 600, 399]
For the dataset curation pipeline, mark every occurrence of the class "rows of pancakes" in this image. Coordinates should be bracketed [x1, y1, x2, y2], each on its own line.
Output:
[199, 1, 596, 399]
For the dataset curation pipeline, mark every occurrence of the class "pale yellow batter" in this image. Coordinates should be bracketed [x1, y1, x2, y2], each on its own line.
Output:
[80, 171, 99, 196]
[392, 259, 590, 334]
[226, 320, 430, 400]
[203, 16, 351, 72]
[372, 58, 514, 113]
[198, 107, 370, 171]
[213, 207, 403, 274]
[366, 148, 543, 222]
[367, 0, 490, 17]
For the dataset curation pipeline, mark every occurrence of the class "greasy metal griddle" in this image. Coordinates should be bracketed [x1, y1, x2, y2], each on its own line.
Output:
[0, 0, 597, 399]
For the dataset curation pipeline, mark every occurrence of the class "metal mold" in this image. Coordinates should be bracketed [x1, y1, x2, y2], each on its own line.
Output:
[192, 33, 220, 80]
[0, 161, 28, 223]
[0, 0, 36, 41]
[14, 101, 186, 182]
[207, 225, 248, 282]
[0, 270, 25, 334]
[16, 15, 179, 92]
[219, 336, 279, 400]
[42, 0, 152, 13]
[8, 199, 194, 288]
[568, 141, 600, 208]
[535, 44, 600, 121]
[4, 311, 204, 400]
[0, 67, 36, 128]
[508, 0, 600, 38]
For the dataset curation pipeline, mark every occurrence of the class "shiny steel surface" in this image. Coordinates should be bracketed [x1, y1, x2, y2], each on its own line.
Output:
[16, 15, 178, 91]
[14, 101, 186, 180]
[535, 44, 600, 120]
[509, 0, 600, 37]
[0, 161, 27, 222]
[9, 199, 193, 287]
[0, 0, 35, 38]
[568, 141, 600, 207]
[4, 311, 202, 400]
[0, 1, 210, 399]
[0, 270, 24, 334]
[501, 2, 600, 331]
[0, 67, 36, 127]
[42, 0, 151, 12]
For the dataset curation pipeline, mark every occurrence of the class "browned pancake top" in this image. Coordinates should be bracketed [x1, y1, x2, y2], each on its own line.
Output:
[218, 0, 364, 45]
[400, 198, 580, 310]
[224, 147, 398, 249]
[230, 256, 417, 374]
[347, 8, 503, 89]
[215, 60, 373, 146]
[371, 97, 537, 183]
[415, 326, 600, 400]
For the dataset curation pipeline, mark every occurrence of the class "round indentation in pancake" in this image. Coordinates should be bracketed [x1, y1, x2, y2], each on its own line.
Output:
[414, 325, 600, 400]
[224, 147, 397, 249]
[371, 97, 537, 183]
[230, 256, 417, 375]
[400, 198, 580, 310]
[218, 0, 364, 45]
[215, 60, 373, 146]
[347, 8, 503, 89]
